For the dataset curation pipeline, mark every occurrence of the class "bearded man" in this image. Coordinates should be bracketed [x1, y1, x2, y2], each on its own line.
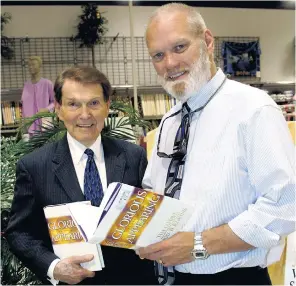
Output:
[137, 3, 295, 285]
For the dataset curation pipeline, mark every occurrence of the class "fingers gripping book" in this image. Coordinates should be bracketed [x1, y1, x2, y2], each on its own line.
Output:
[68, 182, 194, 249]
[43, 201, 104, 271]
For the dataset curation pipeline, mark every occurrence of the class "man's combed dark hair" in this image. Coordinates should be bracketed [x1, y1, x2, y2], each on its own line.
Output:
[54, 66, 112, 103]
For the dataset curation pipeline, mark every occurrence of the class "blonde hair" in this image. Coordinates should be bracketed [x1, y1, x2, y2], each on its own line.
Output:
[146, 3, 207, 39]
[28, 56, 42, 66]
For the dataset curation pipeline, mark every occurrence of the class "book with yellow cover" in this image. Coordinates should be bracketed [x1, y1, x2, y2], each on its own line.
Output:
[43, 201, 104, 271]
[68, 182, 194, 249]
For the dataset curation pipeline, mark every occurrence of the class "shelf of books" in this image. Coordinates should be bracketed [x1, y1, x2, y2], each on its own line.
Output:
[1, 89, 22, 136]
[0, 101, 21, 134]
[138, 83, 295, 123]
[140, 93, 177, 119]
[0, 82, 294, 137]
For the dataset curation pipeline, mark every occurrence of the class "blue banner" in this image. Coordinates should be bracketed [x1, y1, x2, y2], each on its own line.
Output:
[222, 41, 261, 77]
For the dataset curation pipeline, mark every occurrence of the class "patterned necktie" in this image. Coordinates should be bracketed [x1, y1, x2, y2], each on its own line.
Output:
[84, 148, 104, 207]
[155, 79, 227, 284]
[155, 103, 191, 285]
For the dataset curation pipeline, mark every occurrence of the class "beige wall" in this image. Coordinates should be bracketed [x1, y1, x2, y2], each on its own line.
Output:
[2, 5, 295, 82]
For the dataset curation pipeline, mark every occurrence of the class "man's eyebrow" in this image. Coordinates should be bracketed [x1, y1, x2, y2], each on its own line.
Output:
[150, 39, 190, 54]
[173, 38, 190, 45]
[149, 48, 162, 55]
[64, 96, 102, 102]
[88, 97, 101, 100]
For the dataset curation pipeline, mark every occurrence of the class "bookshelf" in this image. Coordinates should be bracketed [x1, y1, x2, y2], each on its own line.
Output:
[130, 82, 295, 123]
[1, 82, 294, 137]
[249, 82, 295, 122]
[1, 89, 22, 136]
[112, 85, 175, 121]
[136, 86, 176, 120]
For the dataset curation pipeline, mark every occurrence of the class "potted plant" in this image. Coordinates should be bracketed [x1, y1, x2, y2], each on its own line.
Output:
[73, 3, 108, 67]
[1, 12, 14, 60]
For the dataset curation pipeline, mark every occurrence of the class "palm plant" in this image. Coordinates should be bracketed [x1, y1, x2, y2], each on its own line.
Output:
[1, 101, 150, 285]
[1, 137, 43, 285]
[73, 3, 108, 67]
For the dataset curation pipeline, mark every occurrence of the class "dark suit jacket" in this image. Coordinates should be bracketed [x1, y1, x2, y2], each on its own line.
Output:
[6, 135, 157, 285]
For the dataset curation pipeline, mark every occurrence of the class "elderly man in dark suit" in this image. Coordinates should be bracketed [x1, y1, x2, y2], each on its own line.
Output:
[5, 66, 156, 285]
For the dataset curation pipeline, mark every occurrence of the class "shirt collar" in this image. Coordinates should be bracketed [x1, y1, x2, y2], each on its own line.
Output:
[186, 68, 226, 111]
[67, 132, 102, 165]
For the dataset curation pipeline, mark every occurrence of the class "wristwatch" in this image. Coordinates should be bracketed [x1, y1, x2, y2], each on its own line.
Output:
[190, 233, 210, 260]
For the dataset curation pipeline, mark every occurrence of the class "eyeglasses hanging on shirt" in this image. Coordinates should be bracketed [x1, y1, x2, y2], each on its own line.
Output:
[157, 76, 227, 159]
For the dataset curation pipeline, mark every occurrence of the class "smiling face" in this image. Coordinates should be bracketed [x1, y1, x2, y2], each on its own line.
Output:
[55, 79, 110, 147]
[146, 11, 213, 101]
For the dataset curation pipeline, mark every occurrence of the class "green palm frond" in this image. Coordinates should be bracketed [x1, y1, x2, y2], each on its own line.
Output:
[1, 237, 41, 285]
[1, 137, 18, 209]
[15, 111, 57, 136]
[14, 119, 66, 157]
[109, 101, 150, 128]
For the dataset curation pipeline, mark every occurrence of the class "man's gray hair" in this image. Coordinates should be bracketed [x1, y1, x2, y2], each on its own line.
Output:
[146, 3, 207, 38]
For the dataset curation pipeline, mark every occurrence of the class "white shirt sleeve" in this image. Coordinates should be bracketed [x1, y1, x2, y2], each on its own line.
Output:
[228, 106, 296, 248]
[47, 258, 60, 285]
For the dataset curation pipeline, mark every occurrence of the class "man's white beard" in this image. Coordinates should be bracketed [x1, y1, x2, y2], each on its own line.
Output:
[158, 45, 211, 103]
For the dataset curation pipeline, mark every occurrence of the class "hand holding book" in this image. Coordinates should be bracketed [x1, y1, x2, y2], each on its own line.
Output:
[68, 182, 194, 250]
[52, 254, 96, 284]
[43, 201, 104, 273]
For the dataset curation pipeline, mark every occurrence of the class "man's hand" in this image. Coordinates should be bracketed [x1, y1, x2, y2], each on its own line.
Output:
[53, 254, 95, 284]
[137, 232, 195, 267]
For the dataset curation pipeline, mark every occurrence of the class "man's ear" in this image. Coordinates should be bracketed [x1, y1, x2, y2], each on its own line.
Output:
[105, 100, 111, 117]
[204, 29, 214, 54]
[54, 100, 63, 121]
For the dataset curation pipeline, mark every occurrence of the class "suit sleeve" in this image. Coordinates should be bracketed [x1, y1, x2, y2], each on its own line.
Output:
[5, 158, 58, 282]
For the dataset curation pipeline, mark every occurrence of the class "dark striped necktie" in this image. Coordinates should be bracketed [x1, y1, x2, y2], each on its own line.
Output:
[84, 148, 104, 207]
[155, 103, 191, 285]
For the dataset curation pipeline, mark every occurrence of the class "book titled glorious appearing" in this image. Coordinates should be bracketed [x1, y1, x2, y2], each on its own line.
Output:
[68, 182, 194, 249]
[44, 201, 104, 271]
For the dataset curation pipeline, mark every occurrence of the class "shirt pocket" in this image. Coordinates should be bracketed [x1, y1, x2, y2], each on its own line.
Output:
[184, 151, 226, 193]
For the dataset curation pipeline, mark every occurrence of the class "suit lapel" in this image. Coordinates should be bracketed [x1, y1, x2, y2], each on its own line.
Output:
[52, 136, 85, 202]
[102, 136, 126, 185]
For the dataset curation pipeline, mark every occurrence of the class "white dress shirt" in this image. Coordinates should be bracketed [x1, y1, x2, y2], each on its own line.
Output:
[47, 132, 107, 284]
[67, 132, 107, 193]
[143, 68, 296, 274]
